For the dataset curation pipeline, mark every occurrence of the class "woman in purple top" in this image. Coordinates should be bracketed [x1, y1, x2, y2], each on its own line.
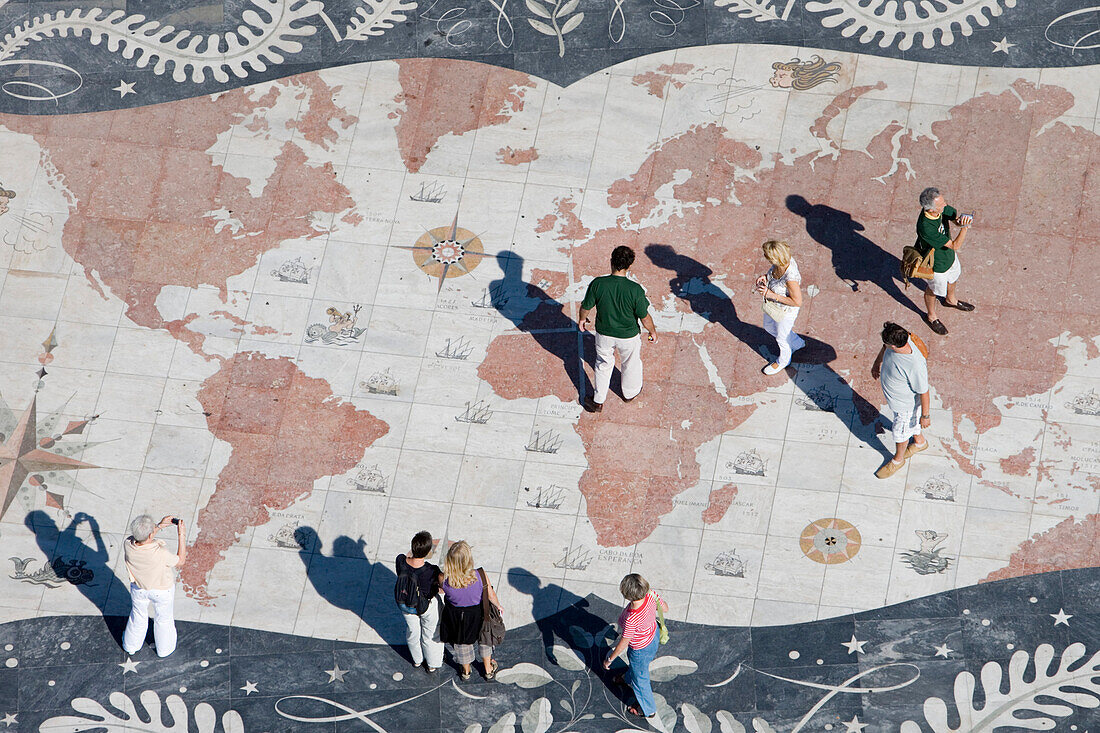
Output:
[439, 540, 502, 681]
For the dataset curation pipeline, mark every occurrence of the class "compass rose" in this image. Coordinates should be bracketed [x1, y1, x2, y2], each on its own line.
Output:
[0, 393, 98, 521]
[400, 212, 488, 292]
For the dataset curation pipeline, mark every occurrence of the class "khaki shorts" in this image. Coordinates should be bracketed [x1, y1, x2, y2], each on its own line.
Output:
[930, 257, 961, 298]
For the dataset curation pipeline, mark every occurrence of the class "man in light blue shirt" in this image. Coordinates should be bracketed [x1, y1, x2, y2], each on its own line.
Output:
[871, 322, 931, 479]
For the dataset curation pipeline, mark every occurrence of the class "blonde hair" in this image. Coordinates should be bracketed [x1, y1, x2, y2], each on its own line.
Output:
[443, 540, 478, 589]
[772, 55, 842, 91]
[762, 240, 791, 271]
[619, 573, 650, 602]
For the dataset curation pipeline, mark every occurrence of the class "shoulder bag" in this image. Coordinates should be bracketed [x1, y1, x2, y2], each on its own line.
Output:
[654, 593, 669, 645]
[477, 568, 506, 647]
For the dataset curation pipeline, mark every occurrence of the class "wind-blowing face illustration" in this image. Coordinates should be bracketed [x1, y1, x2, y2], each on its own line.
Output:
[0, 185, 14, 216]
[769, 55, 842, 90]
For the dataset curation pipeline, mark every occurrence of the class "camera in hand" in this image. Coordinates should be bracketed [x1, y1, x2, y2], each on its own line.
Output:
[171, 517, 180, 525]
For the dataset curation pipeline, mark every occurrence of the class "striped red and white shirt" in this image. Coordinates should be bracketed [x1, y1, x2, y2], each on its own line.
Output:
[618, 591, 666, 649]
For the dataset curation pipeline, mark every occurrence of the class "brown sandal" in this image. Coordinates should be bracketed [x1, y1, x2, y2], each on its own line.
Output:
[627, 706, 655, 718]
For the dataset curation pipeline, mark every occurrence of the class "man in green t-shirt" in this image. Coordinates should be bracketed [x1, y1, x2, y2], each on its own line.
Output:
[578, 246, 657, 413]
[915, 186, 975, 335]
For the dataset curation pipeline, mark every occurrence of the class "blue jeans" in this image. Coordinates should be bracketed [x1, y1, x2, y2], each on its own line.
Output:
[627, 633, 660, 716]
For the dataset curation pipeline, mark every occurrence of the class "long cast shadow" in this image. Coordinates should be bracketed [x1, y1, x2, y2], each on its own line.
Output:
[294, 527, 407, 657]
[508, 568, 591, 661]
[644, 244, 885, 454]
[23, 510, 131, 646]
[488, 251, 595, 400]
[786, 194, 923, 318]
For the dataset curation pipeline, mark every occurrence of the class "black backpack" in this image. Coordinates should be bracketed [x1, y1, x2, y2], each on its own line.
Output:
[394, 557, 430, 615]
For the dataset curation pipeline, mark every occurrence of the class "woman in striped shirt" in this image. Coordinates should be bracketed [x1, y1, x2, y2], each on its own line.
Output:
[603, 573, 668, 719]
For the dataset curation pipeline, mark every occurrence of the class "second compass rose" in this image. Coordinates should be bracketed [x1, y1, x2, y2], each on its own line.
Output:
[401, 212, 488, 293]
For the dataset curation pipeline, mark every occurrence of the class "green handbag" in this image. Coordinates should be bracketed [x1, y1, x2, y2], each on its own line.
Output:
[655, 595, 669, 645]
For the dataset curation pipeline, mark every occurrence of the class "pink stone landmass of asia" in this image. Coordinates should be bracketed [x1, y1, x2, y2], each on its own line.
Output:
[480, 79, 1099, 560]
[0, 73, 390, 599]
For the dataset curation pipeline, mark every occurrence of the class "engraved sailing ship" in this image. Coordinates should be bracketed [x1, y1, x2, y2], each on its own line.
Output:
[919, 473, 957, 502]
[455, 400, 493, 424]
[436, 336, 474, 360]
[472, 283, 510, 309]
[704, 550, 746, 578]
[361, 368, 399, 396]
[269, 521, 308, 549]
[270, 256, 312, 284]
[347, 464, 387, 494]
[526, 429, 563, 454]
[796, 385, 837, 412]
[525, 484, 566, 509]
[731, 449, 767, 476]
[554, 546, 592, 571]
[1067, 389, 1100, 416]
[410, 181, 446, 203]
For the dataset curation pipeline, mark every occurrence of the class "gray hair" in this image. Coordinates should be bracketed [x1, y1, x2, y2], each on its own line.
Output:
[129, 514, 157, 542]
[619, 573, 650, 602]
[919, 187, 941, 210]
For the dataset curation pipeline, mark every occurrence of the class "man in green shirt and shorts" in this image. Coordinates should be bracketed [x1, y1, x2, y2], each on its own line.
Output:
[578, 246, 658, 413]
[916, 186, 975, 335]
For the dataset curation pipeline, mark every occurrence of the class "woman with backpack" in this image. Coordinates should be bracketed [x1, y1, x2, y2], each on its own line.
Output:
[394, 531, 443, 673]
[755, 240, 805, 375]
[439, 540, 503, 681]
[603, 573, 668, 720]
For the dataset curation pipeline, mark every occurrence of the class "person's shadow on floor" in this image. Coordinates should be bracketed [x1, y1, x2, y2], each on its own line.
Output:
[786, 194, 923, 318]
[295, 527, 407, 656]
[507, 568, 589, 660]
[23, 510, 131, 645]
[644, 243, 886, 454]
[488, 251, 595, 400]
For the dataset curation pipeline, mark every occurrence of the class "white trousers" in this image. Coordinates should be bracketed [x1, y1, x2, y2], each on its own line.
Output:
[401, 597, 444, 668]
[122, 583, 177, 657]
[763, 311, 804, 368]
[593, 332, 643, 404]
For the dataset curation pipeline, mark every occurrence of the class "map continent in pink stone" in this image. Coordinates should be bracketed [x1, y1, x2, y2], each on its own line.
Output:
[0, 74, 359, 358]
[0, 73, 391, 598]
[183, 352, 388, 599]
[480, 79, 1098, 550]
[391, 59, 537, 172]
[631, 63, 695, 99]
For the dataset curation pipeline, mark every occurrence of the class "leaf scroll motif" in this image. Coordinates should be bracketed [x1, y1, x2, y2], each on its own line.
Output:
[682, 703, 713, 733]
[648, 655, 698, 682]
[496, 662, 555, 688]
[716, 710, 746, 733]
[38, 690, 245, 732]
[344, 0, 418, 39]
[488, 712, 518, 733]
[552, 644, 587, 671]
[0, 0, 323, 85]
[900, 642, 1100, 732]
[521, 697, 553, 733]
[712, 0, 782, 21]
[525, 0, 583, 57]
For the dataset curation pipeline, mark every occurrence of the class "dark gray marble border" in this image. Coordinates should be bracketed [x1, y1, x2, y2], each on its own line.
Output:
[2, 567, 1099, 731]
[0, 0, 1097, 113]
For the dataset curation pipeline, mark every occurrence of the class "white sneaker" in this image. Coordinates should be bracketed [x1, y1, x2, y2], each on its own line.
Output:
[762, 362, 786, 375]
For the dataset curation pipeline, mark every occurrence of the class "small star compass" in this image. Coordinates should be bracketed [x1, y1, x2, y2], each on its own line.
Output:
[401, 211, 487, 293]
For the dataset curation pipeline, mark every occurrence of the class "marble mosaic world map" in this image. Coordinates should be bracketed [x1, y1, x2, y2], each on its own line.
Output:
[0, 33, 1099, 731]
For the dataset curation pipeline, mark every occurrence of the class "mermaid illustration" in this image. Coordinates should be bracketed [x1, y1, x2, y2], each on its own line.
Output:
[769, 56, 842, 91]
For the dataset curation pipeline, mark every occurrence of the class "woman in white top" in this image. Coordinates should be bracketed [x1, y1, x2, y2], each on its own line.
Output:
[755, 240, 805, 375]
